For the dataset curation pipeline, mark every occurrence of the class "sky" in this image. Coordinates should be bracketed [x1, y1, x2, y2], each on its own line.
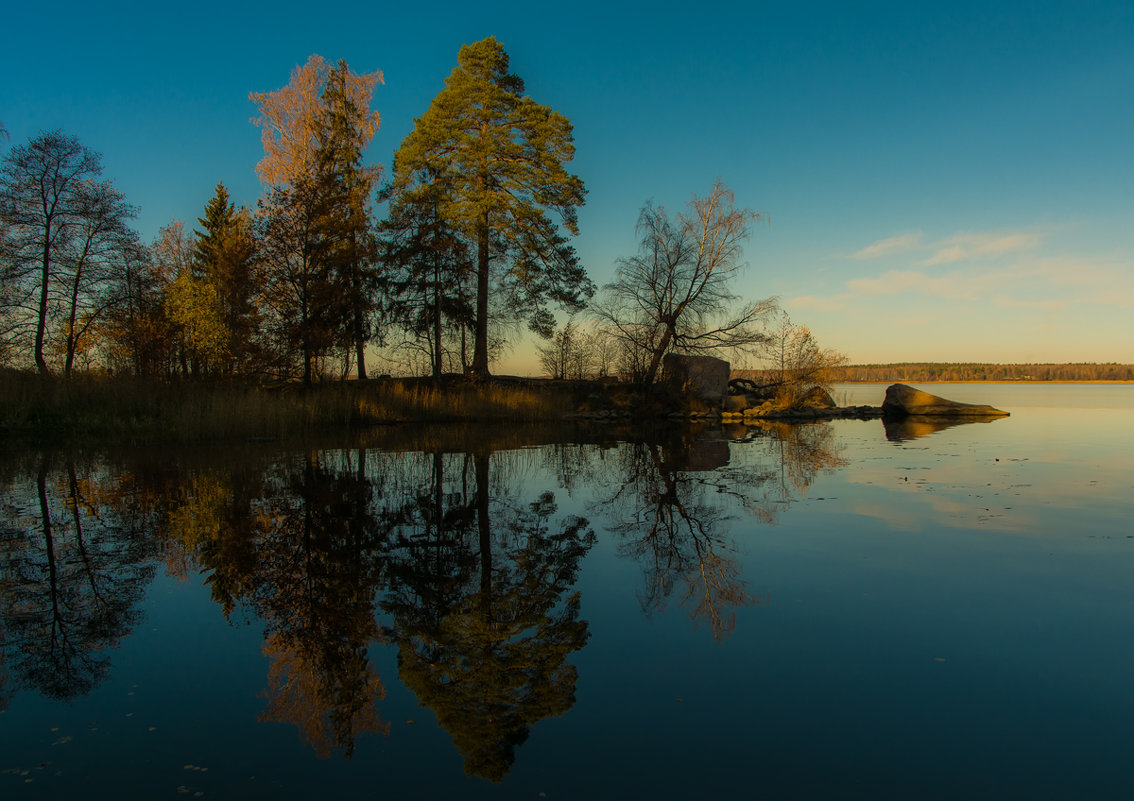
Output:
[3, 0, 1132, 372]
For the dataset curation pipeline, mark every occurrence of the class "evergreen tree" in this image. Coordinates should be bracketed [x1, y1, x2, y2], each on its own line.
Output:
[311, 62, 380, 380]
[252, 57, 382, 383]
[390, 37, 591, 377]
[192, 183, 259, 375]
[379, 177, 474, 379]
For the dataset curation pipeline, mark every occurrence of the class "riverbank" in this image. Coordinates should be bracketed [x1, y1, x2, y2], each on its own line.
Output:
[0, 372, 689, 443]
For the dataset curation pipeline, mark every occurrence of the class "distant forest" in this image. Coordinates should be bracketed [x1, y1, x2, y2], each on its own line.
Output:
[829, 363, 1134, 382]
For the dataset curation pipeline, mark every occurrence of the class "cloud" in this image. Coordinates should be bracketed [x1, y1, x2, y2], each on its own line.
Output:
[993, 296, 1067, 310]
[850, 231, 923, 260]
[845, 269, 983, 300]
[920, 231, 1045, 266]
[790, 294, 849, 312]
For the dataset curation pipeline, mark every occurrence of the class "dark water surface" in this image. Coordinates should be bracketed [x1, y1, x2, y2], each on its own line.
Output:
[2, 384, 1132, 799]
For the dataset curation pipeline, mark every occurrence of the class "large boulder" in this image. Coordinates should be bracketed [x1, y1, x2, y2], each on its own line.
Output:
[799, 386, 837, 409]
[662, 354, 730, 403]
[881, 383, 1008, 418]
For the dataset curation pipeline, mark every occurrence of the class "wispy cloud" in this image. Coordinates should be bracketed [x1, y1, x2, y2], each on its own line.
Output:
[845, 269, 985, 300]
[850, 231, 923, 260]
[993, 296, 1067, 310]
[790, 294, 849, 312]
[850, 228, 1047, 267]
[921, 231, 1044, 266]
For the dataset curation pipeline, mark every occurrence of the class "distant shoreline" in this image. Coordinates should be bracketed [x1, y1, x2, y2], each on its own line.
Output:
[834, 379, 1134, 384]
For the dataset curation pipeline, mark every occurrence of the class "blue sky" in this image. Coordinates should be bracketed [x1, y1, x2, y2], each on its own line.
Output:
[4, 0, 1132, 371]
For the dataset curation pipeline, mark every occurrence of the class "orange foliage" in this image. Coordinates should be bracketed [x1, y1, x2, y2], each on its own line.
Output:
[249, 54, 383, 187]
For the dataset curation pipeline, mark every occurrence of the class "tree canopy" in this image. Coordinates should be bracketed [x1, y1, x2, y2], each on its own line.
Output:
[592, 180, 777, 385]
[389, 36, 591, 377]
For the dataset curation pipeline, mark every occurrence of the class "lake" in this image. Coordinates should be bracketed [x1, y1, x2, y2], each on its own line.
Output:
[2, 383, 1132, 799]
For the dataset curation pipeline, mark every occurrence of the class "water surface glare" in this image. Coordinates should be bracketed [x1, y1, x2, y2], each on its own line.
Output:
[1, 384, 1132, 799]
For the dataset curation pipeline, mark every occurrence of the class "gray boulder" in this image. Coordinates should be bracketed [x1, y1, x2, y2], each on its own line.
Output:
[881, 383, 1009, 418]
[662, 354, 730, 402]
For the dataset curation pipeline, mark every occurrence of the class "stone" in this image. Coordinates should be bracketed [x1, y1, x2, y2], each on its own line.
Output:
[799, 386, 836, 408]
[721, 394, 749, 413]
[662, 354, 730, 403]
[881, 383, 1009, 418]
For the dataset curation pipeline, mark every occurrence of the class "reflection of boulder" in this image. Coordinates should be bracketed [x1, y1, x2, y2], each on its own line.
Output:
[883, 415, 1005, 442]
[881, 384, 1008, 418]
[663, 354, 729, 402]
[664, 438, 731, 472]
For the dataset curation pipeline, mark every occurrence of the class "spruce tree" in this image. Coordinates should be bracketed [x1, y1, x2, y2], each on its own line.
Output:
[192, 183, 259, 375]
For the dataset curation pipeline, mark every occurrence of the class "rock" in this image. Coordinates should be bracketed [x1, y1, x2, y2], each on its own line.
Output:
[881, 384, 1009, 418]
[799, 386, 836, 408]
[721, 394, 749, 413]
[662, 354, 730, 403]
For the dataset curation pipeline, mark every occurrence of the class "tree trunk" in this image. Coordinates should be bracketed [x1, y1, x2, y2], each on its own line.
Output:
[432, 259, 442, 382]
[475, 451, 493, 615]
[644, 324, 675, 386]
[36, 233, 51, 375]
[354, 329, 367, 380]
[471, 211, 490, 377]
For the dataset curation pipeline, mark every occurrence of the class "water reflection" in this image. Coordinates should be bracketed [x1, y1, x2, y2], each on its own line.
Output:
[0, 454, 157, 700]
[883, 415, 1006, 442]
[591, 423, 846, 639]
[0, 420, 849, 779]
[162, 449, 392, 758]
[381, 450, 594, 781]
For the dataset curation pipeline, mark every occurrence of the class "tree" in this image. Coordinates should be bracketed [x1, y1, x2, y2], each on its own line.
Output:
[379, 178, 475, 380]
[760, 311, 847, 405]
[592, 180, 777, 385]
[390, 36, 591, 377]
[0, 131, 103, 374]
[537, 318, 594, 379]
[311, 63, 382, 379]
[252, 57, 383, 383]
[250, 55, 381, 189]
[192, 184, 260, 375]
[55, 179, 141, 376]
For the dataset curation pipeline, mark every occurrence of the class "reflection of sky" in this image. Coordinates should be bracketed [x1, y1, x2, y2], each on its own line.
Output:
[816, 397, 1134, 535]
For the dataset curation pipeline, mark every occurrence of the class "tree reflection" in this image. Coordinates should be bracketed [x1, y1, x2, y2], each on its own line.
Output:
[595, 423, 847, 640]
[0, 454, 158, 700]
[163, 448, 391, 758]
[382, 449, 594, 782]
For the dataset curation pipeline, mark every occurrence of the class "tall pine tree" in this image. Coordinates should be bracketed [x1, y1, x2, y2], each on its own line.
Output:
[390, 37, 591, 377]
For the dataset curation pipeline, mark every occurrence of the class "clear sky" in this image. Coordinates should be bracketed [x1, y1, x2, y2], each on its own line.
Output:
[4, 0, 1132, 372]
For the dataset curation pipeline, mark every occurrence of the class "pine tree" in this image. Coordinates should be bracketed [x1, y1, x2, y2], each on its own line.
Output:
[390, 37, 591, 377]
[380, 177, 475, 379]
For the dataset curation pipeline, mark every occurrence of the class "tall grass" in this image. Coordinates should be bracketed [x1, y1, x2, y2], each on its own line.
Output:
[0, 372, 582, 443]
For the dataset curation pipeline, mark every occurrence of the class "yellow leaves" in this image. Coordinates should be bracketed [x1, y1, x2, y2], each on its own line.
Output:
[165, 273, 229, 363]
[250, 54, 383, 187]
[167, 473, 230, 552]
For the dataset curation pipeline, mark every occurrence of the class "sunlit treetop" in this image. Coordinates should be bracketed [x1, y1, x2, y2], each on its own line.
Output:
[250, 54, 383, 187]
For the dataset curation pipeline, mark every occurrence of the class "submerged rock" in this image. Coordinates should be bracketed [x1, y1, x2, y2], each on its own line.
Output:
[881, 383, 1009, 418]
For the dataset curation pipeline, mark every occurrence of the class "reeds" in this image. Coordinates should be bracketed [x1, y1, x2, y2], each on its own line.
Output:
[0, 372, 582, 443]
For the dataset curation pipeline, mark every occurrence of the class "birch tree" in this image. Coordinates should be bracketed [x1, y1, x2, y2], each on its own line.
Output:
[592, 180, 777, 385]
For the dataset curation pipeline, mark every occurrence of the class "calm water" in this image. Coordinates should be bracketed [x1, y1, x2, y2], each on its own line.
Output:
[2, 384, 1132, 800]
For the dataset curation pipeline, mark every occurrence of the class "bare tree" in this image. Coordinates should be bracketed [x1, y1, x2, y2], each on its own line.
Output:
[760, 311, 847, 404]
[592, 180, 777, 385]
[0, 131, 104, 373]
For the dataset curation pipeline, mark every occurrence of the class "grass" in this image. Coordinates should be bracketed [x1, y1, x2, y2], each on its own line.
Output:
[0, 371, 606, 443]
